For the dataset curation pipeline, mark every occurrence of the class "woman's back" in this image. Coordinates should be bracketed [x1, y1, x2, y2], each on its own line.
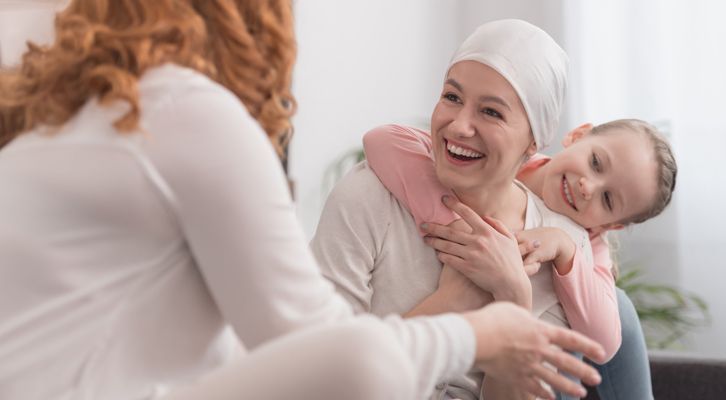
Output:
[0, 65, 238, 400]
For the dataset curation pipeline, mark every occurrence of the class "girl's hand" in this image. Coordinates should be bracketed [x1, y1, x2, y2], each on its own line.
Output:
[516, 227, 576, 275]
[421, 196, 532, 309]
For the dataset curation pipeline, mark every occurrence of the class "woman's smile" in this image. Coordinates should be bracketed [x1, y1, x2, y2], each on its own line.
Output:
[443, 138, 485, 166]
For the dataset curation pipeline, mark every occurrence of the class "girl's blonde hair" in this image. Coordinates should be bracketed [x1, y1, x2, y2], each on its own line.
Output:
[0, 0, 296, 156]
[591, 119, 677, 225]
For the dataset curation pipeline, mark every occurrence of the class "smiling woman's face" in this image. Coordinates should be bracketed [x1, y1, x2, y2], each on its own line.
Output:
[431, 61, 535, 194]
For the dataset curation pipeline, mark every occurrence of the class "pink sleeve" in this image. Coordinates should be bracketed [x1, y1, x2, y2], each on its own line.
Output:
[363, 124, 457, 235]
[552, 233, 622, 362]
[517, 153, 550, 177]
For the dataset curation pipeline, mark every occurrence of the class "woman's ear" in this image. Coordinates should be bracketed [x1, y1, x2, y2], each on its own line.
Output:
[526, 140, 538, 157]
[562, 123, 594, 148]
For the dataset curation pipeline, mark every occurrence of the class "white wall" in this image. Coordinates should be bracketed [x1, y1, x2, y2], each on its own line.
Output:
[561, 0, 726, 356]
[291, 0, 460, 237]
[0, 1, 59, 67]
[665, 1, 726, 355]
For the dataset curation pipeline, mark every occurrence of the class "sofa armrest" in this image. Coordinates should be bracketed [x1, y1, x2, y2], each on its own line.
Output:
[585, 351, 726, 400]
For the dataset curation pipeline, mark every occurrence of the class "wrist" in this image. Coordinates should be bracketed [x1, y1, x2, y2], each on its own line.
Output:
[433, 286, 484, 313]
[554, 235, 577, 275]
[405, 291, 449, 317]
[431, 288, 462, 312]
[492, 278, 532, 310]
[461, 309, 498, 363]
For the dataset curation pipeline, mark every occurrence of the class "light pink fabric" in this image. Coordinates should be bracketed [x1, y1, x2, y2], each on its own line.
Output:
[363, 124, 621, 360]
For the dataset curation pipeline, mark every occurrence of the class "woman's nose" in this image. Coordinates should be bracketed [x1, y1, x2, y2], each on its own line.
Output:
[450, 109, 476, 138]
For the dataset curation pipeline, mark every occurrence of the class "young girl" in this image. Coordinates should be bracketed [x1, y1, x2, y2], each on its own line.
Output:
[363, 119, 676, 395]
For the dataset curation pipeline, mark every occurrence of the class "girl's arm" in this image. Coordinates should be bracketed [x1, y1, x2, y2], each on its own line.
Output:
[363, 124, 457, 234]
[551, 233, 621, 362]
[517, 228, 620, 361]
[517, 156, 621, 362]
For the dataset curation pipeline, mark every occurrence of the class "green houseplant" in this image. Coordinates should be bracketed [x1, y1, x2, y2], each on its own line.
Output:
[616, 267, 709, 349]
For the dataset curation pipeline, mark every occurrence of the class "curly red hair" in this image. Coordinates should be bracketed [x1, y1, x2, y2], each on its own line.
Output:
[0, 0, 296, 156]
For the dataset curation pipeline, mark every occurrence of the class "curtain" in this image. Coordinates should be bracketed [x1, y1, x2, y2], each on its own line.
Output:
[563, 0, 726, 355]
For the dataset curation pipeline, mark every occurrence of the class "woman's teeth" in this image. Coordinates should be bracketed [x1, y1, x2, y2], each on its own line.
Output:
[563, 178, 577, 210]
[446, 142, 483, 160]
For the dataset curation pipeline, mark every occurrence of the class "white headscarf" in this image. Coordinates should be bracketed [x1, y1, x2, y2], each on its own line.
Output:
[448, 19, 569, 150]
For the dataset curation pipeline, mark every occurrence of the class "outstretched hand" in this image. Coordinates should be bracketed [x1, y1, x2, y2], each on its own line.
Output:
[421, 195, 532, 308]
[463, 302, 605, 399]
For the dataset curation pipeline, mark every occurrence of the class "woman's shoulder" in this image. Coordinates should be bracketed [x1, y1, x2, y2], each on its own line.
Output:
[140, 64, 224, 95]
[135, 64, 277, 194]
[326, 162, 393, 206]
[138, 64, 246, 118]
[137, 64, 260, 143]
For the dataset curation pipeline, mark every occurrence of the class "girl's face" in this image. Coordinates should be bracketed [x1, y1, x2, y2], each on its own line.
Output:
[431, 61, 535, 194]
[541, 127, 659, 232]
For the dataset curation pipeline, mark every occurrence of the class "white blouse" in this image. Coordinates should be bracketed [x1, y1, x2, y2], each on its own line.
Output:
[0, 64, 475, 400]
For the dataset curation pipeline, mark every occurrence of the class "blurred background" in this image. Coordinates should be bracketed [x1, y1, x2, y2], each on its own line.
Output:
[2, 0, 724, 357]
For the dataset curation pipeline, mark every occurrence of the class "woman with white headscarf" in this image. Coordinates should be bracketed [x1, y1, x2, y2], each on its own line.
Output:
[312, 19, 593, 400]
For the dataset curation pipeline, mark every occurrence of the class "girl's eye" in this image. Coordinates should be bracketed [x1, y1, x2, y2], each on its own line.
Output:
[481, 107, 502, 119]
[443, 93, 461, 103]
[604, 192, 613, 211]
[591, 153, 602, 172]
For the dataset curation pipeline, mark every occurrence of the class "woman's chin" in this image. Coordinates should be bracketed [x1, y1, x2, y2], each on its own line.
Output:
[435, 169, 462, 191]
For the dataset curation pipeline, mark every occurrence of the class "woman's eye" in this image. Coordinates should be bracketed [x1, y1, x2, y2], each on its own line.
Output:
[591, 153, 601, 171]
[443, 93, 461, 103]
[481, 108, 502, 119]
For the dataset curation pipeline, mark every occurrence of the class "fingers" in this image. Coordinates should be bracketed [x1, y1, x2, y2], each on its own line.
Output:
[421, 223, 471, 246]
[482, 215, 515, 240]
[531, 363, 588, 399]
[518, 238, 540, 256]
[542, 346, 600, 387]
[545, 326, 606, 377]
[522, 249, 544, 266]
[424, 236, 467, 257]
[521, 377, 555, 400]
[523, 263, 542, 276]
[436, 252, 467, 271]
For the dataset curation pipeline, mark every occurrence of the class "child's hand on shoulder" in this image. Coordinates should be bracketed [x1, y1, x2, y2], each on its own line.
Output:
[516, 227, 576, 275]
